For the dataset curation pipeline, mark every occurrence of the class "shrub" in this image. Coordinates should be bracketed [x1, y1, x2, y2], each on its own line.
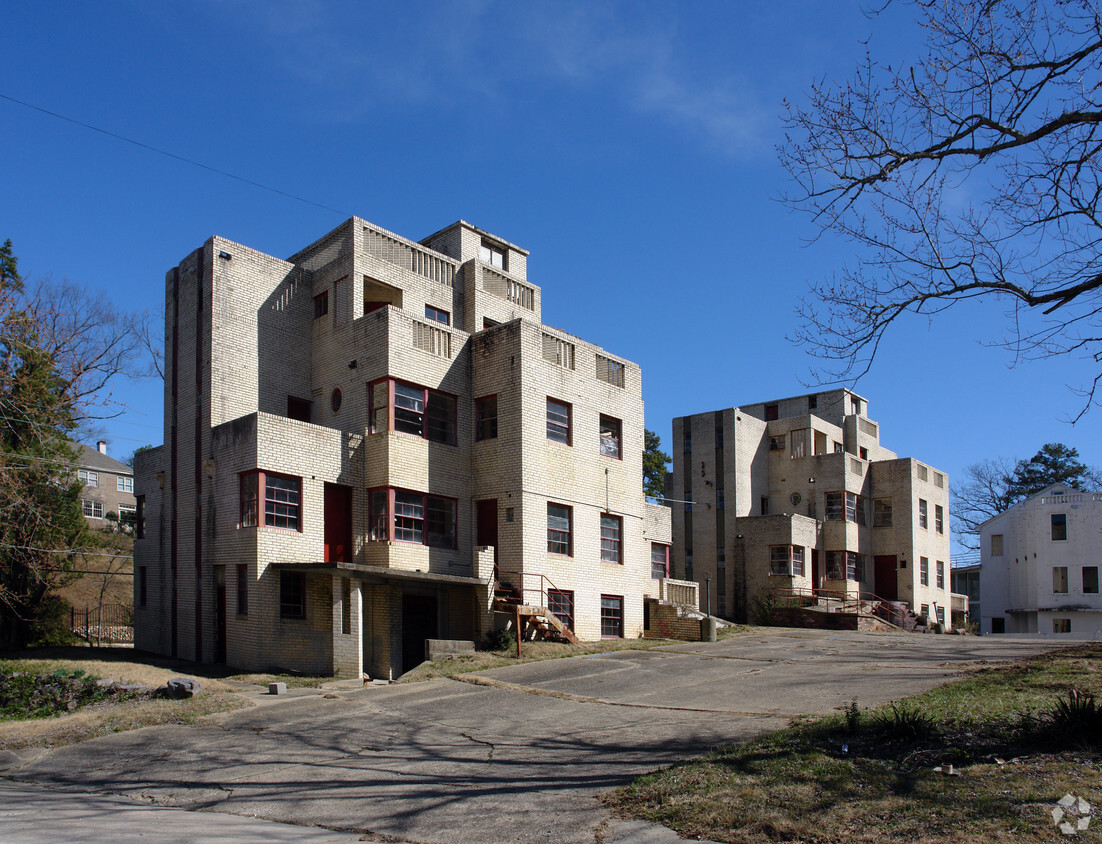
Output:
[1048, 689, 1102, 746]
[874, 702, 936, 741]
[486, 628, 516, 652]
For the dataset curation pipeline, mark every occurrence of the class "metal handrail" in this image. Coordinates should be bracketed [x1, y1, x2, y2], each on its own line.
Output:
[772, 586, 908, 628]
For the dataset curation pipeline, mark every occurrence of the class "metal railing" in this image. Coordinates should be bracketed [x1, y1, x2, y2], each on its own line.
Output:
[771, 586, 907, 628]
[70, 603, 133, 644]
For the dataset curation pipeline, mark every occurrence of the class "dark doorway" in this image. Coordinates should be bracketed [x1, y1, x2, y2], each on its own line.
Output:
[324, 484, 353, 563]
[214, 566, 226, 664]
[401, 594, 437, 674]
[874, 555, 898, 600]
[811, 549, 820, 591]
[476, 499, 498, 567]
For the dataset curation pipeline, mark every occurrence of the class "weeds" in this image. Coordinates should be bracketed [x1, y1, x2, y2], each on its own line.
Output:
[874, 702, 937, 741]
[1047, 688, 1102, 745]
[844, 698, 860, 734]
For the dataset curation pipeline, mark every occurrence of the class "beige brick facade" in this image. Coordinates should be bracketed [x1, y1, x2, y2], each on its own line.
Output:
[672, 390, 954, 628]
[134, 217, 667, 678]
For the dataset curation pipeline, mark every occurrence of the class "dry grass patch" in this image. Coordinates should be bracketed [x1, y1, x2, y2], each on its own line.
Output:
[606, 644, 1102, 844]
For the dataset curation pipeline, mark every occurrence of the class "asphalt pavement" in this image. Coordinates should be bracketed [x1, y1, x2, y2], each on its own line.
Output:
[0, 629, 1061, 843]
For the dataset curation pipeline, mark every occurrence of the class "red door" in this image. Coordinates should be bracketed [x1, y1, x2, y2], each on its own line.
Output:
[476, 499, 499, 566]
[324, 484, 353, 563]
[874, 555, 898, 600]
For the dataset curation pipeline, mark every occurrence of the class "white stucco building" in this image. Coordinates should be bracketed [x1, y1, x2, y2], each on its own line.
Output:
[978, 484, 1102, 636]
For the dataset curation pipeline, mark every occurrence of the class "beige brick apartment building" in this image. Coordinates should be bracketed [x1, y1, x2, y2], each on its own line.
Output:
[133, 217, 670, 678]
[672, 390, 954, 628]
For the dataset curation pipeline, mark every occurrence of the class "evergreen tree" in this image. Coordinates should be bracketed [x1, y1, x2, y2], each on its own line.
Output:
[643, 429, 670, 501]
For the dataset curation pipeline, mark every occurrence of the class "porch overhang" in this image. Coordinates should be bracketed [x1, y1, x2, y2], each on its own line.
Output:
[270, 561, 491, 588]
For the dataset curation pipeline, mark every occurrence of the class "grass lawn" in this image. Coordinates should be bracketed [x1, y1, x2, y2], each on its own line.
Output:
[605, 644, 1102, 843]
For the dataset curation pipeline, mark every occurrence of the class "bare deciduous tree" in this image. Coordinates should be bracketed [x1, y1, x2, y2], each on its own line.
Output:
[781, 0, 1102, 419]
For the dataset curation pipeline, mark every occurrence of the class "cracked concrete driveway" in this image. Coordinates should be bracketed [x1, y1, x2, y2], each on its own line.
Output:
[0, 629, 1059, 843]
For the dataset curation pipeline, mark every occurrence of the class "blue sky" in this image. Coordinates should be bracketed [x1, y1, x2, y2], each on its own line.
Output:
[4, 1, 1099, 538]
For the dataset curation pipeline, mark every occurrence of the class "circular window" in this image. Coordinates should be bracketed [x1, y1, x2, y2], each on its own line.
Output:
[330, 388, 343, 413]
[790, 492, 802, 506]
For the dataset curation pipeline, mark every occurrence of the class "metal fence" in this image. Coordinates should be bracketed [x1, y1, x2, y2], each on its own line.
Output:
[70, 603, 134, 644]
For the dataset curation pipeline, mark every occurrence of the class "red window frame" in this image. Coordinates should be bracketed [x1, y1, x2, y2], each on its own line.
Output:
[650, 543, 669, 579]
[546, 397, 571, 445]
[240, 470, 302, 531]
[367, 487, 457, 548]
[547, 589, 575, 631]
[600, 514, 622, 563]
[475, 395, 498, 440]
[547, 502, 572, 556]
[424, 305, 450, 325]
[369, 378, 457, 446]
[599, 415, 622, 459]
[600, 594, 624, 638]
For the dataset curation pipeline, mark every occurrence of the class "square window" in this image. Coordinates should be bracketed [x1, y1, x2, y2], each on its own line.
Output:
[1051, 513, 1068, 541]
[600, 514, 622, 563]
[1054, 618, 1071, 634]
[264, 474, 301, 530]
[480, 240, 506, 270]
[920, 557, 929, 586]
[476, 395, 498, 440]
[769, 435, 785, 451]
[279, 571, 306, 619]
[547, 589, 574, 631]
[1053, 566, 1069, 593]
[79, 469, 99, 488]
[650, 543, 669, 579]
[599, 415, 622, 459]
[600, 595, 623, 638]
[117, 476, 134, 493]
[919, 499, 928, 529]
[424, 305, 450, 325]
[1084, 566, 1099, 594]
[547, 503, 572, 556]
[546, 398, 571, 445]
[935, 504, 944, 535]
[394, 491, 425, 543]
[313, 290, 328, 319]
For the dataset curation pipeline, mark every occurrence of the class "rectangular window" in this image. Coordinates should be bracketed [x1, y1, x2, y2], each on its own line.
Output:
[599, 415, 622, 459]
[475, 395, 498, 440]
[873, 498, 892, 527]
[138, 566, 147, 607]
[262, 474, 301, 530]
[117, 503, 137, 530]
[480, 239, 506, 269]
[368, 488, 456, 548]
[917, 464, 929, 482]
[826, 491, 863, 523]
[117, 476, 134, 493]
[717, 489, 725, 510]
[313, 290, 328, 319]
[1051, 513, 1068, 541]
[650, 543, 669, 579]
[236, 564, 248, 615]
[136, 494, 145, 539]
[369, 379, 457, 445]
[792, 546, 805, 577]
[81, 499, 103, 518]
[546, 398, 571, 445]
[547, 503, 572, 556]
[769, 435, 785, 451]
[919, 499, 928, 529]
[78, 469, 99, 488]
[279, 571, 306, 619]
[990, 534, 1004, 556]
[760, 496, 769, 515]
[1054, 618, 1071, 633]
[935, 504, 944, 535]
[936, 560, 944, 589]
[600, 514, 622, 563]
[828, 551, 859, 580]
[1084, 566, 1099, 594]
[790, 428, 808, 458]
[771, 546, 792, 576]
[424, 305, 450, 325]
[600, 595, 624, 638]
[859, 446, 869, 461]
[936, 606, 945, 625]
[765, 404, 779, 421]
[920, 557, 929, 586]
[683, 430, 692, 453]
[1053, 566, 1069, 593]
[547, 589, 574, 631]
